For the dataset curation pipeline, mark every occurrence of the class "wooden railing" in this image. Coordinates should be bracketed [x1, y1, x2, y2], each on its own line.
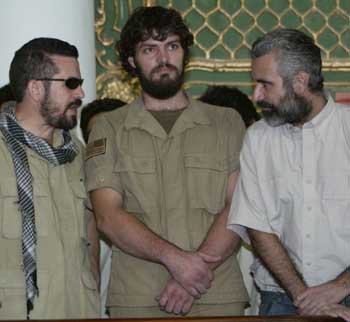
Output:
[3, 316, 344, 322]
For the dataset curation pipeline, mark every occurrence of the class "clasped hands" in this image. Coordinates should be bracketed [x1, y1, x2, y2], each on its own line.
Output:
[157, 251, 220, 315]
[294, 280, 350, 316]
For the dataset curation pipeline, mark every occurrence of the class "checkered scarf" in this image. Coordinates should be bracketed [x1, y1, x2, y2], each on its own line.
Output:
[0, 102, 78, 315]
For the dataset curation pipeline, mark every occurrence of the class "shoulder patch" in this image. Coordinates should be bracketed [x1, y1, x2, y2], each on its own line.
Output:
[85, 138, 106, 160]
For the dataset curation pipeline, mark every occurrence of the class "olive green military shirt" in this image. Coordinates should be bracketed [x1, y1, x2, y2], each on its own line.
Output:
[0, 130, 100, 319]
[85, 96, 248, 307]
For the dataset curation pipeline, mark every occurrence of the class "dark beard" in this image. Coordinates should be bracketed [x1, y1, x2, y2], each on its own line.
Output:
[257, 90, 312, 127]
[136, 62, 184, 99]
[41, 97, 82, 130]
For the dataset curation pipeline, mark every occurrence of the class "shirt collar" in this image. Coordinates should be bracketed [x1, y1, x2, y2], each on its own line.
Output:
[124, 93, 211, 139]
[303, 93, 334, 129]
[283, 93, 334, 137]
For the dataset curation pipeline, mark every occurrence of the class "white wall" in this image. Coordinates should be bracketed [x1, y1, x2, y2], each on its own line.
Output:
[0, 0, 96, 139]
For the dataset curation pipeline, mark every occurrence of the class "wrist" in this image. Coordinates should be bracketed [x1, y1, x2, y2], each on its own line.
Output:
[290, 281, 307, 300]
[158, 243, 183, 271]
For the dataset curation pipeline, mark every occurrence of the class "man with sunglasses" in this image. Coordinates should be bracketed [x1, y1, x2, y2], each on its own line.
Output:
[85, 6, 248, 318]
[0, 38, 100, 319]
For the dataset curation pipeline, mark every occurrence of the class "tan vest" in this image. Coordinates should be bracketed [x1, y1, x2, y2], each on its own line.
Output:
[86, 97, 249, 308]
[0, 132, 100, 319]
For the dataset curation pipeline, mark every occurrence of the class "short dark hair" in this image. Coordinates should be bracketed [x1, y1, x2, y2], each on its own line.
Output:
[251, 28, 323, 94]
[9, 37, 79, 102]
[199, 86, 260, 127]
[116, 6, 194, 77]
[80, 98, 126, 143]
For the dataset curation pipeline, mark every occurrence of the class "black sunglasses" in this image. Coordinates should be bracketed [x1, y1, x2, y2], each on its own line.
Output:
[36, 77, 84, 90]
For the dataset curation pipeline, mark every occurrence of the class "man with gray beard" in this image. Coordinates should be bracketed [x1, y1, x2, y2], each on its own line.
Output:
[228, 28, 350, 317]
[0, 38, 100, 319]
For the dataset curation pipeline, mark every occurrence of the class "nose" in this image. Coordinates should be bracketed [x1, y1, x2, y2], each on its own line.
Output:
[158, 46, 169, 64]
[75, 84, 85, 100]
[253, 84, 264, 102]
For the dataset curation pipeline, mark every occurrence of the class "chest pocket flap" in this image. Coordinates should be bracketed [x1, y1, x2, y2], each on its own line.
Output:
[184, 154, 228, 213]
[115, 154, 156, 173]
[1, 178, 49, 239]
[184, 154, 228, 171]
[114, 154, 157, 213]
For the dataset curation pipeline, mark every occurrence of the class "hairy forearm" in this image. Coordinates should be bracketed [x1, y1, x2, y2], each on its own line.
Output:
[249, 228, 306, 299]
[199, 203, 241, 270]
[335, 268, 350, 294]
[199, 171, 243, 270]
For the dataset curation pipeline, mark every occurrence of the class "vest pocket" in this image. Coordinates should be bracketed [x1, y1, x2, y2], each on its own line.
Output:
[0, 270, 26, 319]
[0, 270, 49, 319]
[1, 178, 20, 239]
[1, 179, 49, 239]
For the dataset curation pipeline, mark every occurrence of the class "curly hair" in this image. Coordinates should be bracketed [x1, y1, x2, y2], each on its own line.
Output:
[116, 6, 194, 76]
[9, 37, 78, 102]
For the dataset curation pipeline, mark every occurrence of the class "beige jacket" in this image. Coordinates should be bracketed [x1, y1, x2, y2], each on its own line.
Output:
[0, 131, 100, 319]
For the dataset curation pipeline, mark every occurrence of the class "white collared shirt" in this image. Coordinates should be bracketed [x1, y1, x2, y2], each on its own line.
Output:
[228, 96, 350, 292]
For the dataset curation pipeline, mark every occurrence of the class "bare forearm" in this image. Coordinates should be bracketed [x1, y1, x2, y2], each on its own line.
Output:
[199, 171, 243, 270]
[249, 228, 306, 299]
[335, 268, 350, 295]
[95, 204, 180, 265]
[199, 203, 241, 270]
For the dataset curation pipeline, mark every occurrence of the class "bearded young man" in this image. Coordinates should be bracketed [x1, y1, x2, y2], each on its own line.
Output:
[0, 38, 100, 319]
[85, 5, 248, 318]
[228, 28, 350, 316]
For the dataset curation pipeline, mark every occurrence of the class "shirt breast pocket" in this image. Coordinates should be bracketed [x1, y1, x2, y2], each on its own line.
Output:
[184, 154, 228, 214]
[114, 154, 158, 213]
[1, 178, 49, 239]
[320, 174, 350, 229]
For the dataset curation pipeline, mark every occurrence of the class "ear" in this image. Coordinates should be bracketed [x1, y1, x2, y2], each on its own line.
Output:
[27, 79, 45, 103]
[292, 71, 310, 95]
[128, 56, 136, 69]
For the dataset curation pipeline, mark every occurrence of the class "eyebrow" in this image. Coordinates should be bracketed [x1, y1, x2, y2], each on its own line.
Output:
[139, 36, 180, 47]
[256, 79, 274, 85]
[138, 43, 157, 49]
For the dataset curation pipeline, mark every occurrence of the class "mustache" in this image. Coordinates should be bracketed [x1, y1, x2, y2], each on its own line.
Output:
[151, 63, 178, 74]
[67, 99, 82, 109]
[256, 100, 276, 110]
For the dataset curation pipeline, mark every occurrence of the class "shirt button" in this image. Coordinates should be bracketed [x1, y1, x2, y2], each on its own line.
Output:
[98, 175, 105, 183]
[306, 262, 312, 266]
[306, 179, 312, 184]
[307, 206, 312, 211]
[306, 233, 311, 238]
